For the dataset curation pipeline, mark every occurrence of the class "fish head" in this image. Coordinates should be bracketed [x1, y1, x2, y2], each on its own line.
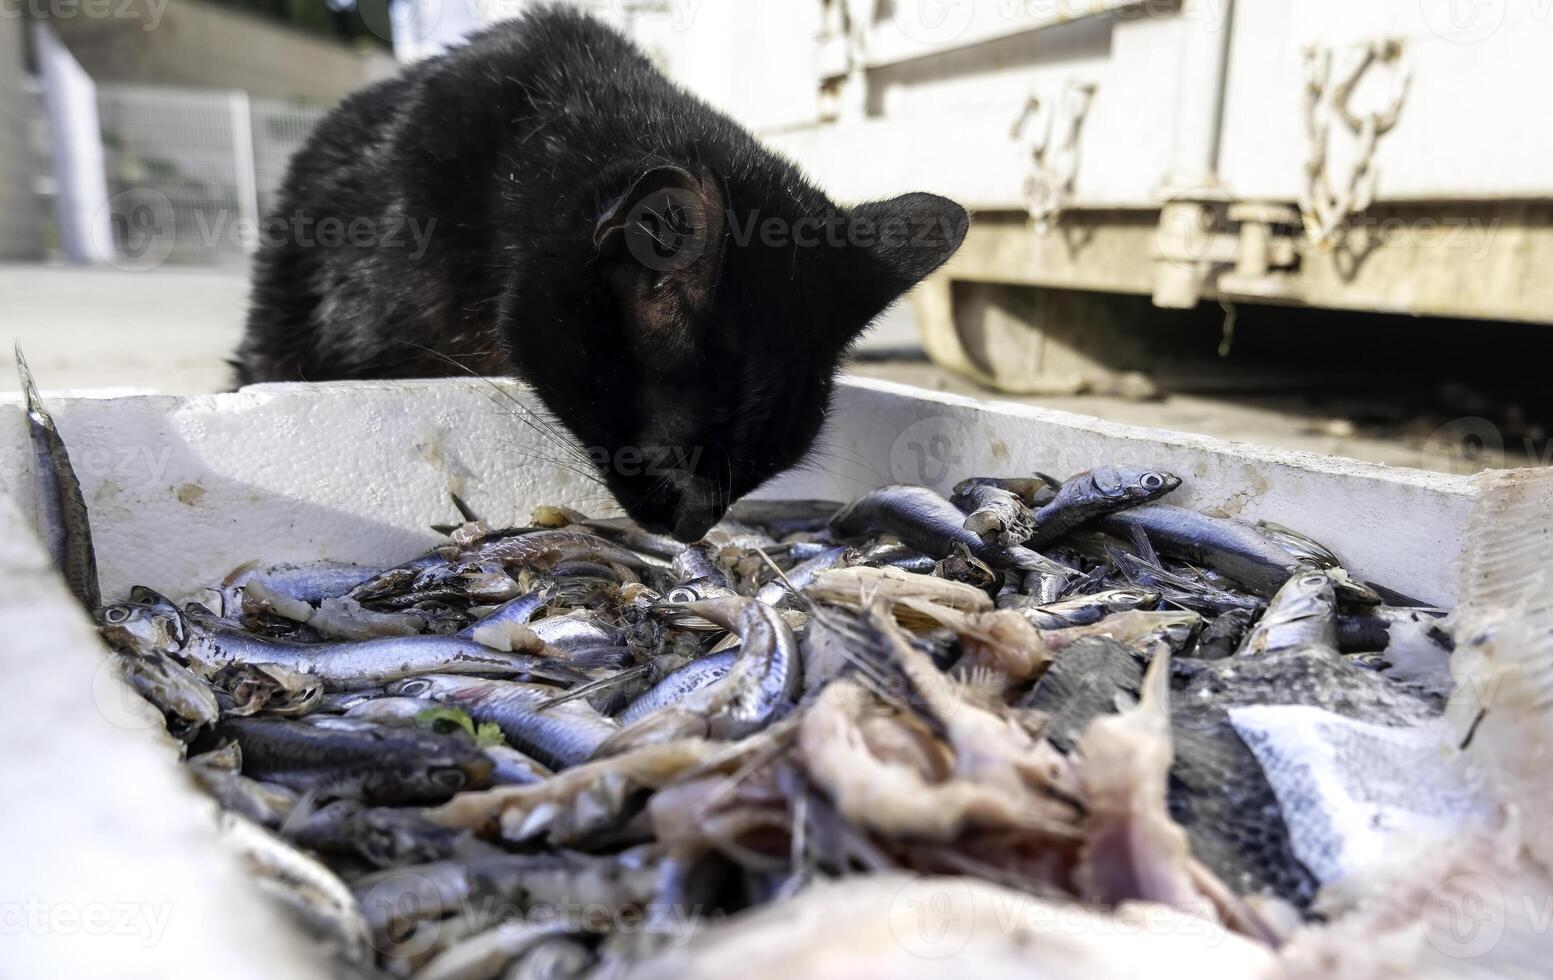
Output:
[98, 591, 187, 656]
[387, 675, 484, 702]
[1091, 466, 1182, 504]
[363, 734, 496, 805]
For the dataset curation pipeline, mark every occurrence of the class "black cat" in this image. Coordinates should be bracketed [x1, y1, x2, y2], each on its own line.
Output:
[234, 5, 967, 540]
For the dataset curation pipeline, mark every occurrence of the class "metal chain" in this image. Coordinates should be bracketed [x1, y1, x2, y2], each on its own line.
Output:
[1011, 79, 1097, 234]
[1300, 40, 1410, 247]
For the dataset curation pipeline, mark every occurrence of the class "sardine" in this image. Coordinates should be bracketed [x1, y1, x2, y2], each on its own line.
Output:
[1190, 608, 1257, 660]
[1100, 504, 1378, 601]
[287, 799, 471, 869]
[113, 650, 220, 735]
[1001, 587, 1161, 629]
[388, 675, 618, 770]
[671, 543, 730, 590]
[456, 528, 664, 572]
[483, 744, 553, 786]
[1026, 465, 1181, 548]
[220, 560, 385, 616]
[353, 852, 656, 947]
[617, 650, 741, 725]
[456, 589, 551, 637]
[219, 715, 494, 804]
[952, 475, 1056, 508]
[831, 485, 1074, 576]
[106, 599, 587, 688]
[16, 346, 99, 610]
[188, 758, 301, 829]
[754, 545, 851, 606]
[727, 498, 844, 537]
[1237, 570, 1338, 655]
[620, 597, 800, 740]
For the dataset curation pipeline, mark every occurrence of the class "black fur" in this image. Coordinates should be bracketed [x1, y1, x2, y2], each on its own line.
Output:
[235, 6, 967, 540]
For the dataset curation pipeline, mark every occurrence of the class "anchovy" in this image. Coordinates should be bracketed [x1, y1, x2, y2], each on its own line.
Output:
[15, 346, 99, 610]
[671, 543, 730, 590]
[727, 498, 844, 537]
[952, 475, 1056, 508]
[343, 695, 446, 727]
[456, 529, 663, 572]
[218, 715, 494, 804]
[999, 587, 1161, 629]
[114, 651, 220, 735]
[100, 597, 584, 689]
[1253, 520, 1341, 569]
[1026, 465, 1181, 548]
[353, 852, 655, 948]
[457, 590, 551, 638]
[1099, 504, 1377, 601]
[221, 560, 385, 615]
[668, 596, 803, 738]
[484, 744, 553, 785]
[524, 614, 627, 651]
[616, 650, 741, 725]
[1190, 608, 1257, 660]
[1237, 570, 1338, 655]
[287, 799, 469, 868]
[188, 764, 300, 830]
[831, 485, 1073, 576]
[857, 541, 937, 573]
[755, 545, 852, 606]
[189, 625, 585, 689]
[388, 675, 618, 770]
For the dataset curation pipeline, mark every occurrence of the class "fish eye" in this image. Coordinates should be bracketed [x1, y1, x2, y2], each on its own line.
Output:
[431, 768, 466, 790]
[103, 606, 133, 625]
[1299, 573, 1328, 588]
[398, 679, 431, 697]
[668, 587, 698, 603]
[1141, 473, 1165, 491]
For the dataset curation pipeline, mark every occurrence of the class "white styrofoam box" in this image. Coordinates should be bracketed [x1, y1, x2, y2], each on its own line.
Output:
[0, 374, 1524, 977]
[1, 376, 1476, 605]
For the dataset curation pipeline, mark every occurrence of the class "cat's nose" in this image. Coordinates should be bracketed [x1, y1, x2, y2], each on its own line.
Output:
[669, 491, 725, 542]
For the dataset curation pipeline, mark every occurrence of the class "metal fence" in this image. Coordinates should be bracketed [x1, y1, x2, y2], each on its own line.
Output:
[74, 84, 328, 266]
[94, 85, 329, 265]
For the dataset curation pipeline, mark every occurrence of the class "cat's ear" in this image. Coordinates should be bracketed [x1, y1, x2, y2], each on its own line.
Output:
[833, 192, 968, 333]
[594, 166, 726, 347]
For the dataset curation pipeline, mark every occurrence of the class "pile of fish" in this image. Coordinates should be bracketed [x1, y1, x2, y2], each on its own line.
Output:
[21, 354, 1478, 977]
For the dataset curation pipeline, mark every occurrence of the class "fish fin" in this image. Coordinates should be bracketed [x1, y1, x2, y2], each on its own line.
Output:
[448, 491, 481, 524]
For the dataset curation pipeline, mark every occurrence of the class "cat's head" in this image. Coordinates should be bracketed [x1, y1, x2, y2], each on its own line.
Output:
[510, 164, 967, 541]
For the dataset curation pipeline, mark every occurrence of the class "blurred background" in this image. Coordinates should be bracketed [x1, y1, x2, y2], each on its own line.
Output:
[3, 0, 1553, 474]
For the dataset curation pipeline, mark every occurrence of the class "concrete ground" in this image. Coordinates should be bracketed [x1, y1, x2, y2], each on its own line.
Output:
[1, 262, 1540, 475]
